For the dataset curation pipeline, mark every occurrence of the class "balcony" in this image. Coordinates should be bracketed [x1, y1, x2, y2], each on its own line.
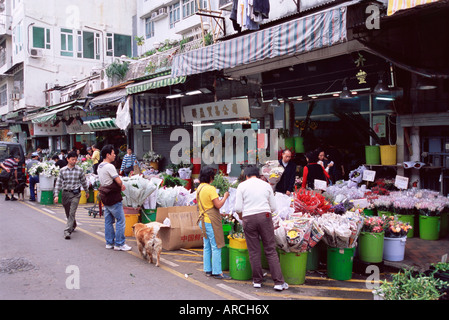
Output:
[0, 15, 12, 36]
[219, 0, 233, 11]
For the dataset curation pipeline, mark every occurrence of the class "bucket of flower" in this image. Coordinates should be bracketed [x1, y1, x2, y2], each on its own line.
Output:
[383, 216, 412, 262]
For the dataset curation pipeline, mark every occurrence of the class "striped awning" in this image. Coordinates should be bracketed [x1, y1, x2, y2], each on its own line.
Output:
[387, 0, 440, 15]
[26, 100, 84, 123]
[126, 75, 187, 95]
[132, 95, 182, 126]
[171, 6, 347, 77]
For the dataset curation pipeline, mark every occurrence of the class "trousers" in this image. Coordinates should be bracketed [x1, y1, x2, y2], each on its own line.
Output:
[62, 191, 81, 236]
[242, 212, 285, 285]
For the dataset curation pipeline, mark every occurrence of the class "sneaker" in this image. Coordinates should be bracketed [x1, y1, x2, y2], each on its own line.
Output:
[105, 244, 114, 249]
[114, 244, 132, 251]
[213, 273, 231, 280]
[253, 282, 262, 288]
[10, 197, 17, 201]
[274, 282, 289, 291]
[5, 195, 10, 201]
[64, 233, 71, 240]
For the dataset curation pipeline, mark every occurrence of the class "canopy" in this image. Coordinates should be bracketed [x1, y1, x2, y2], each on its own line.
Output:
[126, 75, 187, 95]
[26, 100, 85, 124]
[171, 5, 347, 77]
[88, 88, 127, 109]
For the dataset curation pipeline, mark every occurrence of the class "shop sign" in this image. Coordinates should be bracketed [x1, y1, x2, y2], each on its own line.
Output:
[65, 121, 93, 134]
[183, 99, 250, 123]
[33, 123, 65, 136]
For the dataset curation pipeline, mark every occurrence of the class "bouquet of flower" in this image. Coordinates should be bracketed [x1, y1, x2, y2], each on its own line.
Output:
[317, 212, 364, 248]
[28, 161, 60, 177]
[362, 216, 386, 233]
[384, 216, 412, 238]
[372, 195, 393, 212]
[294, 189, 321, 214]
[143, 151, 163, 163]
[80, 159, 94, 174]
[261, 160, 284, 191]
[349, 165, 366, 185]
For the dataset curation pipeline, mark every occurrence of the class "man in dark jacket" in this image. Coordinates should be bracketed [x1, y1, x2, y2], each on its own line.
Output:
[275, 150, 296, 195]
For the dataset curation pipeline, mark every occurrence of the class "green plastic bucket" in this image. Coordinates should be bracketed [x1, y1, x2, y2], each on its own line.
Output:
[396, 214, 414, 238]
[306, 245, 320, 271]
[279, 251, 308, 285]
[419, 215, 440, 240]
[327, 247, 355, 281]
[284, 137, 295, 150]
[365, 145, 380, 165]
[294, 137, 305, 153]
[223, 224, 232, 245]
[364, 208, 375, 216]
[221, 244, 229, 271]
[40, 190, 54, 205]
[141, 209, 157, 224]
[440, 211, 448, 238]
[378, 210, 393, 217]
[229, 247, 252, 280]
[358, 232, 384, 263]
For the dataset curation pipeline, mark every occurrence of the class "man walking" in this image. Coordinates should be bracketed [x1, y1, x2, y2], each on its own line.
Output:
[54, 151, 89, 239]
[97, 144, 131, 251]
[234, 166, 288, 291]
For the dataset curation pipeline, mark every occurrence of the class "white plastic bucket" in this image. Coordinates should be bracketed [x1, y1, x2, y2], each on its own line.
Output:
[383, 237, 407, 261]
[39, 175, 55, 191]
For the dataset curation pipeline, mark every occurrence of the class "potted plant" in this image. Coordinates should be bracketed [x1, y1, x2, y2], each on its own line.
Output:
[374, 268, 448, 300]
[383, 216, 412, 261]
[358, 216, 386, 263]
[143, 151, 163, 170]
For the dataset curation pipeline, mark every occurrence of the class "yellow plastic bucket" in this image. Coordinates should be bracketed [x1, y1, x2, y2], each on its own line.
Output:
[228, 235, 247, 249]
[79, 190, 87, 204]
[124, 214, 140, 237]
[380, 145, 397, 165]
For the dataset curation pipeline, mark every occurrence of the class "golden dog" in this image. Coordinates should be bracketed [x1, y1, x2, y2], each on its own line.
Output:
[133, 222, 165, 267]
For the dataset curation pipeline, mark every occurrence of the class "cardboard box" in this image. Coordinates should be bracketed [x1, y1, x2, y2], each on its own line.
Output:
[156, 205, 203, 251]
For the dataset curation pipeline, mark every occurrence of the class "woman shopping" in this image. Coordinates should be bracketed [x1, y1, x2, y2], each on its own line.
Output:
[301, 149, 330, 190]
[197, 166, 229, 279]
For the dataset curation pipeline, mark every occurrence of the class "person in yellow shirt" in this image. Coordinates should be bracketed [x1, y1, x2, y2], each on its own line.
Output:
[197, 166, 229, 279]
[92, 144, 101, 174]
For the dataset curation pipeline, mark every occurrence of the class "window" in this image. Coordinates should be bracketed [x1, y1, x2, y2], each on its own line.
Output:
[0, 84, 7, 106]
[13, 22, 23, 54]
[81, 31, 101, 60]
[145, 18, 154, 39]
[169, 2, 180, 29]
[113, 34, 131, 57]
[60, 28, 74, 57]
[106, 33, 113, 57]
[182, 0, 198, 18]
[32, 26, 51, 49]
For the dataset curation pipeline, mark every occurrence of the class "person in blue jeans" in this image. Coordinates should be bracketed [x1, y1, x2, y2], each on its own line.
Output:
[97, 144, 131, 251]
[26, 153, 40, 201]
[197, 166, 229, 279]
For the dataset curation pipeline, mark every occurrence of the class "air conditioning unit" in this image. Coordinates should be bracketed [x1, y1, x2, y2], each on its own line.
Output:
[158, 8, 167, 15]
[99, 69, 110, 90]
[30, 48, 43, 58]
[88, 80, 101, 93]
[151, 12, 158, 18]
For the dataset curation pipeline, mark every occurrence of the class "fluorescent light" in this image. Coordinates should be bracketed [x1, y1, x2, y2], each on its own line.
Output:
[186, 90, 202, 96]
[376, 96, 395, 101]
[222, 120, 251, 125]
[166, 93, 184, 99]
[142, 129, 152, 132]
[192, 122, 215, 127]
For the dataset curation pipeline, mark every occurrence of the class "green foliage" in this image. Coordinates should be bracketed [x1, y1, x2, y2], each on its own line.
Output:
[210, 172, 230, 197]
[105, 61, 129, 81]
[161, 173, 187, 188]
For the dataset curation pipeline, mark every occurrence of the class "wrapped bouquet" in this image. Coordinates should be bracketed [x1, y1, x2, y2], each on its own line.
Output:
[261, 160, 284, 191]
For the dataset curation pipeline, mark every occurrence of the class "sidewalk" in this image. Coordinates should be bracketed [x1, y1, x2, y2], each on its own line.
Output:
[383, 234, 449, 272]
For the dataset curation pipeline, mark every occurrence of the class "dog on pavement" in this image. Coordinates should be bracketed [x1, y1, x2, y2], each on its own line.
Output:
[133, 222, 166, 267]
[15, 181, 28, 201]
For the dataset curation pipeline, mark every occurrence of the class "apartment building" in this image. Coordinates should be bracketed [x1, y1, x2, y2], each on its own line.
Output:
[0, 0, 136, 147]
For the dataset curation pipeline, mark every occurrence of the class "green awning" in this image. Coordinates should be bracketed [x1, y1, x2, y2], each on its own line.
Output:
[87, 118, 118, 131]
[126, 75, 187, 95]
[26, 100, 85, 123]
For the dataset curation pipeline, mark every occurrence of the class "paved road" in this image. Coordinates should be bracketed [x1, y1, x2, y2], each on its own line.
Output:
[1, 199, 382, 302]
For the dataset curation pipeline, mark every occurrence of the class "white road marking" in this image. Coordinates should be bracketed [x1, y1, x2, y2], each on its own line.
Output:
[216, 283, 260, 300]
